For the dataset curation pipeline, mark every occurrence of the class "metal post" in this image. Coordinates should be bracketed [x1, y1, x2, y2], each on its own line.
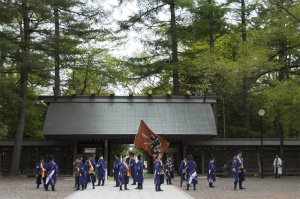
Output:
[104, 139, 109, 175]
[222, 97, 226, 138]
[260, 116, 264, 179]
[201, 150, 205, 174]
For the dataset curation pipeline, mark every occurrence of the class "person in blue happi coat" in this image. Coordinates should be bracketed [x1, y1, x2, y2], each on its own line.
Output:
[207, 156, 216, 188]
[96, 154, 106, 186]
[45, 155, 58, 191]
[119, 155, 130, 190]
[35, 157, 46, 189]
[186, 154, 198, 190]
[179, 156, 187, 187]
[84, 155, 96, 189]
[154, 153, 164, 192]
[73, 155, 82, 190]
[164, 154, 174, 185]
[113, 155, 121, 187]
[232, 150, 245, 190]
[136, 154, 144, 190]
[129, 152, 137, 185]
[77, 158, 86, 190]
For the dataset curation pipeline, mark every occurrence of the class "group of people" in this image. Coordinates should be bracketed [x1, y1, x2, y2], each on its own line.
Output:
[113, 153, 144, 190]
[73, 154, 107, 190]
[177, 152, 243, 191]
[35, 151, 283, 192]
[154, 153, 200, 191]
[35, 155, 58, 191]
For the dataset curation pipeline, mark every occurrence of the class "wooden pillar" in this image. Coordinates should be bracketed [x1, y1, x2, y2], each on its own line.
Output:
[73, 140, 78, 159]
[212, 103, 218, 131]
[201, 150, 205, 174]
[104, 139, 109, 174]
[183, 140, 187, 158]
[147, 156, 154, 174]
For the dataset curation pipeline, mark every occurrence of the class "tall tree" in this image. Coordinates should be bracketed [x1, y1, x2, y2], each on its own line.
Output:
[10, 0, 31, 175]
[119, 0, 194, 95]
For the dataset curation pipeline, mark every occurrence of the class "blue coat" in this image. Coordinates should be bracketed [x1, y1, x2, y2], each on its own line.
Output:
[118, 162, 129, 185]
[164, 160, 174, 179]
[207, 160, 216, 183]
[136, 160, 144, 183]
[45, 161, 58, 185]
[96, 159, 106, 180]
[179, 160, 187, 181]
[186, 160, 198, 185]
[35, 162, 45, 185]
[113, 159, 120, 182]
[78, 162, 86, 185]
[154, 159, 164, 185]
[84, 160, 96, 183]
[232, 156, 244, 182]
[130, 158, 137, 180]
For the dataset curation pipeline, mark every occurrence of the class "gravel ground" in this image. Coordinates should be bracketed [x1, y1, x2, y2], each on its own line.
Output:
[173, 176, 300, 199]
[0, 176, 299, 199]
[0, 176, 74, 199]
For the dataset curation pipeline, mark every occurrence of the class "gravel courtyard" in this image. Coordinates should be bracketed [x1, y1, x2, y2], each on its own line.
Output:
[173, 176, 300, 199]
[0, 176, 299, 199]
[0, 176, 74, 199]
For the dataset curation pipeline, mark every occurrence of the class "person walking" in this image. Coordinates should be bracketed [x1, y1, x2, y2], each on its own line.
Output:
[273, 155, 283, 179]
[186, 154, 198, 190]
[207, 156, 216, 188]
[232, 151, 245, 190]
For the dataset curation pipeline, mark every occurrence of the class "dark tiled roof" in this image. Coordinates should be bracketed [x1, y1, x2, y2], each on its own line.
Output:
[42, 96, 217, 137]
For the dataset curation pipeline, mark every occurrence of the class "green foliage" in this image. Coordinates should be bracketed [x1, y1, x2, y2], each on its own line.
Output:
[0, 122, 8, 138]
[0, 0, 299, 140]
[264, 80, 300, 137]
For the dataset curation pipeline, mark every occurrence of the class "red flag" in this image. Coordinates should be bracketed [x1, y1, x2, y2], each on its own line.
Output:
[134, 120, 170, 158]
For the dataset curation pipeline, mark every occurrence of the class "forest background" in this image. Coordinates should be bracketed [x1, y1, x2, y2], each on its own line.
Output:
[0, 0, 299, 174]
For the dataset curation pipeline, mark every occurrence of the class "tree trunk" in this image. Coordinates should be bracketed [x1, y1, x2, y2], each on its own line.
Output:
[10, 0, 30, 176]
[208, 0, 214, 49]
[278, 43, 287, 81]
[241, 0, 246, 41]
[241, 0, 250, 133]
[275, 119, 284, 157]
[54, 6, 61, 96]
[0, 51, 6, 67]
[243, 78, 251, 136]
[80, 60, 90, 95]
[170, 0, 180, 95]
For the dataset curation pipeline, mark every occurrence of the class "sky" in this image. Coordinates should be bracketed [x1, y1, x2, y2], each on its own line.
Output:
[41, 0, 246, 96]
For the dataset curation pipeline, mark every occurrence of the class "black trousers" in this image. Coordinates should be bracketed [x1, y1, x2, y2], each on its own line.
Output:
[45, 184, 55, 191]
